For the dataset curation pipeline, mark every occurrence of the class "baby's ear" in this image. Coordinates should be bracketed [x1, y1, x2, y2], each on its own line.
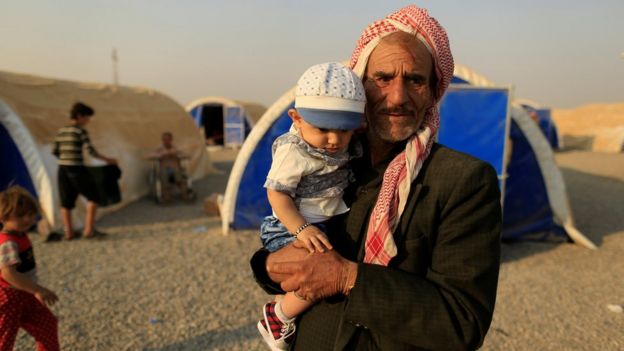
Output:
[288, 109, 302, 124]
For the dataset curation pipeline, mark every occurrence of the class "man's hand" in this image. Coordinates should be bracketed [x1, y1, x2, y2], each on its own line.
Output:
[268, 249, 358, 302]
[34, 287, 59, 306]
[296, 225, 333, 253]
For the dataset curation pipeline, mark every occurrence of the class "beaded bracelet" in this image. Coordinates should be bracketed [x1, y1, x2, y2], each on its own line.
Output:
[293, 222, 312, 237]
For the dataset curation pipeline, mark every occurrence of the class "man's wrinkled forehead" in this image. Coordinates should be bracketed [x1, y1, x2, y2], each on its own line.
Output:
[382, 31, 432, 54]
[365, 32, 434, 75]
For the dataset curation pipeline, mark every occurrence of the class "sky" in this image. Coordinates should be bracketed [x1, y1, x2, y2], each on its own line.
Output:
[1, 0, 623, 110]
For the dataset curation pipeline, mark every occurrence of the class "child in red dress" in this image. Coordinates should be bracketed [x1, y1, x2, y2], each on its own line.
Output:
[0, 186, 59, 351]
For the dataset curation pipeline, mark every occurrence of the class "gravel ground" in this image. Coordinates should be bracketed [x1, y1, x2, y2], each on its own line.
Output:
[482, 151, 624, 351]
[17, 148, 268, 351]
[16, 149, 624, 351]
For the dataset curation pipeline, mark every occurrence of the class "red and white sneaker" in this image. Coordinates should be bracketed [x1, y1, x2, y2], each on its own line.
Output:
[257, 301, 296, 351]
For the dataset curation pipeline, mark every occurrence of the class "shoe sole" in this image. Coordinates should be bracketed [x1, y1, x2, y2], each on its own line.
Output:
[257, 321, 286, 351]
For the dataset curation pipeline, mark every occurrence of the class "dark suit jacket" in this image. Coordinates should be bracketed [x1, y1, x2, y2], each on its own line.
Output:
[289, 143, 502, 350]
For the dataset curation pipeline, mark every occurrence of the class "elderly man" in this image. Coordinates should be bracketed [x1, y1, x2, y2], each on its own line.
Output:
[251, 5, 501, 350]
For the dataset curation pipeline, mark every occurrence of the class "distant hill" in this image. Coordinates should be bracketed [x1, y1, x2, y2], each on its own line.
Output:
[552, 103, 624, 152]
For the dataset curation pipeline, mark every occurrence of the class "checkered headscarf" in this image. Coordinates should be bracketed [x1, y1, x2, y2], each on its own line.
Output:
[349, 5, 455, 266]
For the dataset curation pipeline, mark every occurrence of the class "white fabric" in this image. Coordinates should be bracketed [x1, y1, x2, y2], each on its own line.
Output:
[511, 104, 596, 249]
[295, 96, 365, 113]
[265, 127, 349, 223]
[0, 100, 56, 230]
[295, 62, 366, 111]
[453, 63, 496, 87]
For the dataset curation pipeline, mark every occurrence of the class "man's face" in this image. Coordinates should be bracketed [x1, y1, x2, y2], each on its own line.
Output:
[363, 35, 434, 144]
[162, 134, 173, 147]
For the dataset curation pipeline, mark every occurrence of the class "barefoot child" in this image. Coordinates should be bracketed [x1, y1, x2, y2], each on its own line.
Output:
[0, 186, 59, 351]
[256, 62, 365, 350]
[53, 102, 117, 239]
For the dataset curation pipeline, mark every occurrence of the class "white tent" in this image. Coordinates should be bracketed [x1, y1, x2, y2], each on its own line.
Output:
[185, 96, 266, 147]
[0, 70, 214, 233]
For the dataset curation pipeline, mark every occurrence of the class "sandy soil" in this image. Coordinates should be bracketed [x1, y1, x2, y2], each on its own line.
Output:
[553, 103, 624, 131]
[482, 151, 624, 351]
[16, 149, 624, 351]
[552, 103, 624, 152]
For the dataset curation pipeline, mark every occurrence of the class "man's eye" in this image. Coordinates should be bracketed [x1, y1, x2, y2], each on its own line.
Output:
[406, 76, 426, 85]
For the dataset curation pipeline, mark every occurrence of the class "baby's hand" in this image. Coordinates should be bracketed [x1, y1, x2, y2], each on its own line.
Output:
[34, 287, 59, 306]
[296, 225, 333, 253]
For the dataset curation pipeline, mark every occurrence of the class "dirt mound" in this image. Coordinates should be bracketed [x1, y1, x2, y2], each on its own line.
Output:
[553, 103, 624, 152]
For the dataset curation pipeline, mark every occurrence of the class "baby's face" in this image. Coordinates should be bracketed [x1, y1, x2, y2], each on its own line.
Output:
[2, 212, 38, 232]
[297, 119, 353, 154]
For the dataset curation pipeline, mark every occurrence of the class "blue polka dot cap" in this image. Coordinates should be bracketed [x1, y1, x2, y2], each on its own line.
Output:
[295, 62, 366, 130]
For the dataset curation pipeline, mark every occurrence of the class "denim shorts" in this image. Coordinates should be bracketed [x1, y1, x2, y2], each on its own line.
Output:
[259, 215, 327, 252]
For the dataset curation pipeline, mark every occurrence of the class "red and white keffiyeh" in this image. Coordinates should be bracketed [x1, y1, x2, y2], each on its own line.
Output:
[348, 5, 455, 266]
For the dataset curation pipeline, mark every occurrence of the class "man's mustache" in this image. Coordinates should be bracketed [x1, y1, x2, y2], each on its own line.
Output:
[375, 106, 415, 116]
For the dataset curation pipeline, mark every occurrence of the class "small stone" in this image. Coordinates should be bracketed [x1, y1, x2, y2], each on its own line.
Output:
[192, 225, 207, 233]
[607, 304, 623, 313]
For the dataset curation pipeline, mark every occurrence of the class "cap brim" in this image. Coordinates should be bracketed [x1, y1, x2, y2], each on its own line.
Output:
[297, 108, 363, 130]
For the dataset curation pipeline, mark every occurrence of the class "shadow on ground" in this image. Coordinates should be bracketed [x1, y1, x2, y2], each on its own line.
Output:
[559, 167, 624, 245]
[98, 160, 233, 228]
[502, 166, 624, 262]
[144, 322, 259, 351]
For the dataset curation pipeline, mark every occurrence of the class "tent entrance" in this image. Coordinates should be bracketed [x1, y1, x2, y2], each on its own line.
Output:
[201, 104, 224, 145]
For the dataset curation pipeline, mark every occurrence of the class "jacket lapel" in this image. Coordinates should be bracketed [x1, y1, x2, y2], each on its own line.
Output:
[395, 183, 424, 244]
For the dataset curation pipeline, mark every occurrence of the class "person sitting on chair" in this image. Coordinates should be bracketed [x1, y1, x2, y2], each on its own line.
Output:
[148, 132, 190, 202]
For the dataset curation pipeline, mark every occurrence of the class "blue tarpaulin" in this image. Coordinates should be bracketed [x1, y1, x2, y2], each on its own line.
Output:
[0, 123, 37, 196]
[233, 103, 293, 229]
[439, 86, 509, 179]
[233, 86, 514, 230]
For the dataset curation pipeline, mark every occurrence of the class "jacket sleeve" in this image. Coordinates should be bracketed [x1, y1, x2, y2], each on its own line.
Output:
[343, 161, 502, 350]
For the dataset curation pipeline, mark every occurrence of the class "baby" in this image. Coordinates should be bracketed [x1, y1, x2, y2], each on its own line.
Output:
[256, 62, 365, 350]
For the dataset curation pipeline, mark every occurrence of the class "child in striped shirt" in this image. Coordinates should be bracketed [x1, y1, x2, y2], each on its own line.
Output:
[53, 102, 117, 240]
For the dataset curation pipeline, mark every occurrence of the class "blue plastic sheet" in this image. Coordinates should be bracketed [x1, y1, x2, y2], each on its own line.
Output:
[502, 120, 566, 241]
[0, 123, 37, 196]
[189, 106, 202, 127]
[224, 107, 244, 145]
[438, 87, 509, 178]
[232, 103, 294, 229]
